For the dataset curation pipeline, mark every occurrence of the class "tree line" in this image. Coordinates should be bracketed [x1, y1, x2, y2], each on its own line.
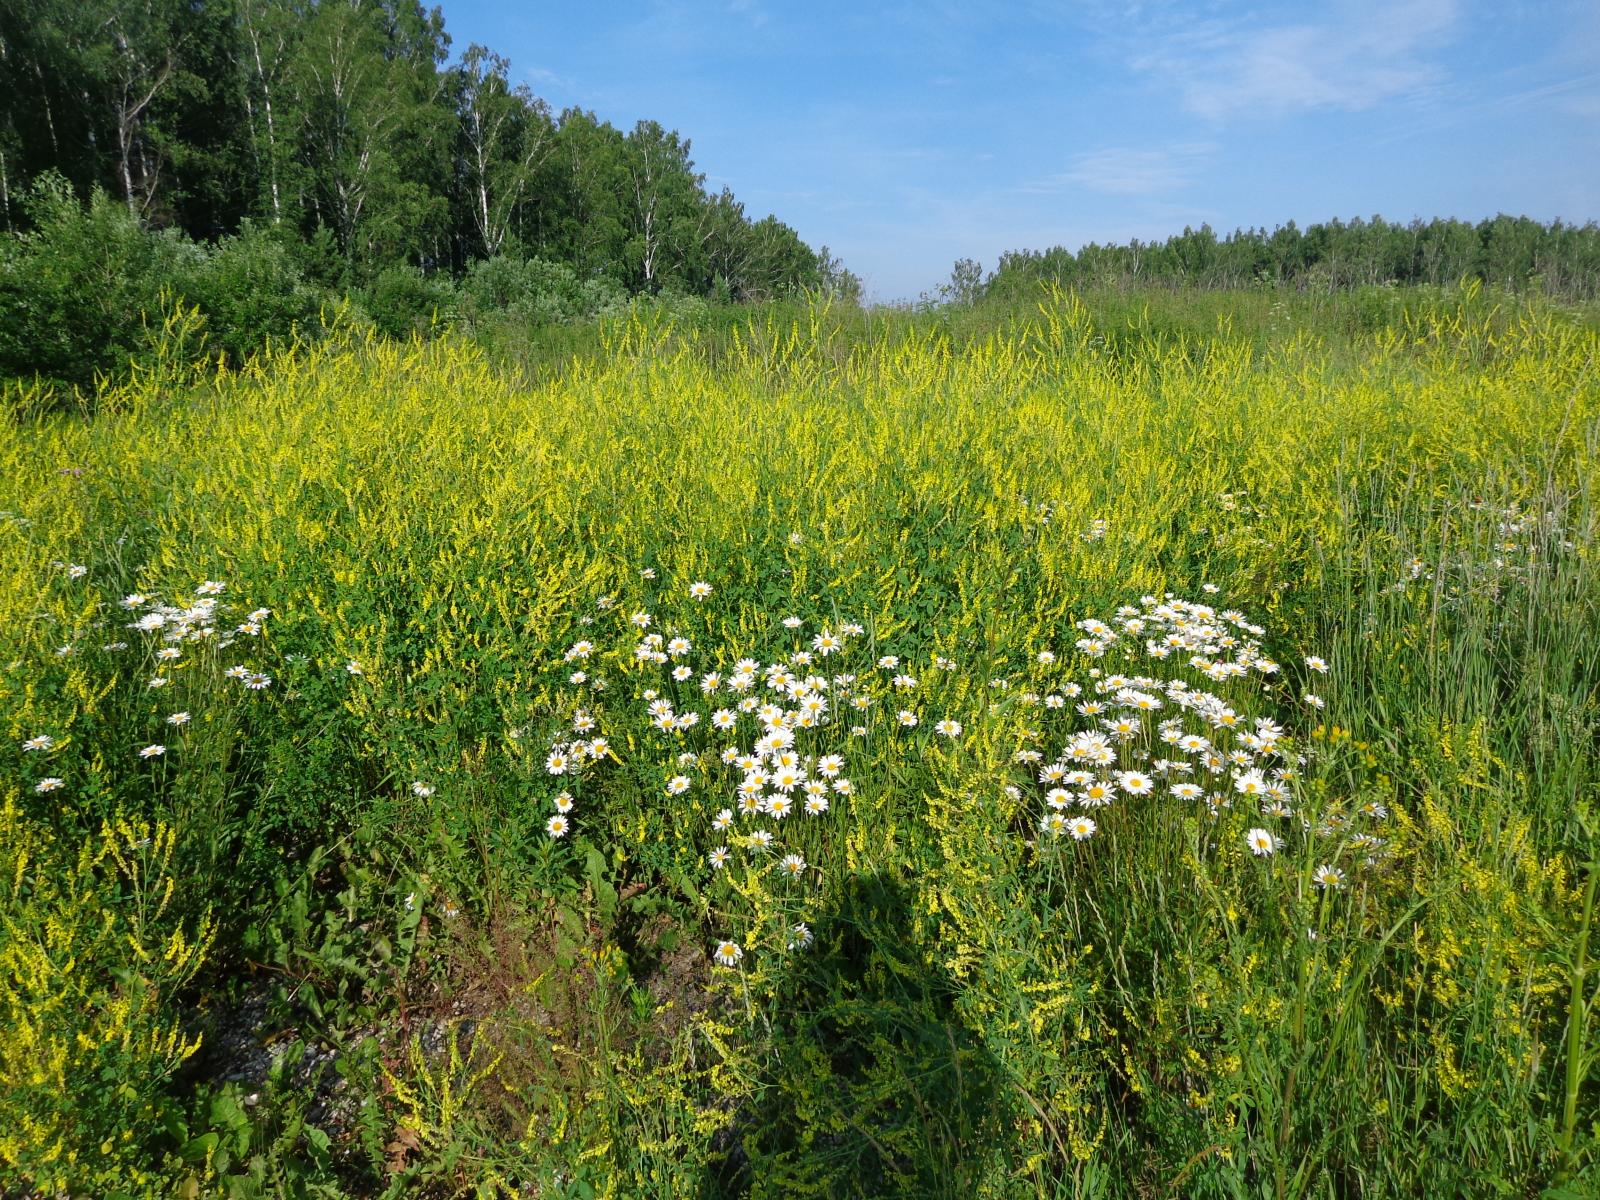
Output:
[0, 0, 854, 301]
[976, 216, 1600, 302]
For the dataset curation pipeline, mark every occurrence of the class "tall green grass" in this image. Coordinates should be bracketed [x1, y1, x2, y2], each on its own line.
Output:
[0, 289, 1594, 1197]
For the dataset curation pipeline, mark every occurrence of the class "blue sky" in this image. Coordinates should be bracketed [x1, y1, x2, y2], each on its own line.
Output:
[436, 1, 1600, 301]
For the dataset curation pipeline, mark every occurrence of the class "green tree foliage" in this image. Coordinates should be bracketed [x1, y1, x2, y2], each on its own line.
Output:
[0, 0, 828, 312]
[0, 0, 243, 230]
[453, 255, 625, 328]
[449, 44, 555, 261]
[984, 215, 1600, 300]
[0, 175, 320, 385]
[285, 0, 452, 274]
[0, 0, 833, 385]
[621, 119, 703, 293]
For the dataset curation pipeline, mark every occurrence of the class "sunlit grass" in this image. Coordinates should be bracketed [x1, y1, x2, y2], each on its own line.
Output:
[0, 288, 1595, 1197]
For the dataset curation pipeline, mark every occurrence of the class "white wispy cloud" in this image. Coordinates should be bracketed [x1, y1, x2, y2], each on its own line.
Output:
[724, 0, 771, 28]
[1121, 0, 1459, 120]
[524, 66, 575, 90]
[1021, 144, 1213, 197]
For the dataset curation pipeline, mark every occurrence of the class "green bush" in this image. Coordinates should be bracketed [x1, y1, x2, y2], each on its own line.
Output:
[174, 223, 322, 365]
[0, 177, 326, 388]
[361, 264, 456, 340]
[0, 175, 196, 386]
[454, 255, 626, 330]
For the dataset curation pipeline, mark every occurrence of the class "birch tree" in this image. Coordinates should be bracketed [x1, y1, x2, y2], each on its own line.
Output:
[452, 44, 553, 258]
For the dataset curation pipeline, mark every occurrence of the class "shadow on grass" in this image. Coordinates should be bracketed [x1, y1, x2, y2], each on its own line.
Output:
[701, 870, 1011, 1198]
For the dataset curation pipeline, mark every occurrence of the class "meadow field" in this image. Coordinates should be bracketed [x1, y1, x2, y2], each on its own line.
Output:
[1, 286, 1596, 1198]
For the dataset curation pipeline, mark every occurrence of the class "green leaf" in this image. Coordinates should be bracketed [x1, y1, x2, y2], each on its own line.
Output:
[585, 845, 617, 921]
[181, 1131, 219, 1164]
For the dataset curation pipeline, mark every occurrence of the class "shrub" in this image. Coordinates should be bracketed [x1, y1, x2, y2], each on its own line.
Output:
[454, 255, 626, 330]
[362, 264, 456, 340]
[0, 178, 326, 387]
[174, 222, 321, 365]
[0, 175, 195, 386]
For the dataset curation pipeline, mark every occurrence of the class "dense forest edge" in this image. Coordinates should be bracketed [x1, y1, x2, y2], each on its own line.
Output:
[7, 179, 1600, 400]
[0, 0, 855, 388]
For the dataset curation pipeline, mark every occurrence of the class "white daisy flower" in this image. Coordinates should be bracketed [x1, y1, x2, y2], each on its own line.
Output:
[1246, 827, 1281, 856]
[1312, 864, 1345, 889]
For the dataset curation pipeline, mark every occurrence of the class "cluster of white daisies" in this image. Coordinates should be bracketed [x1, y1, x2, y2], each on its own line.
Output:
[20, 575, 278, 788]
[1010, 593, 1370, 890]
[540, 578, 939, 967]
[531, 580, 1388, 970]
